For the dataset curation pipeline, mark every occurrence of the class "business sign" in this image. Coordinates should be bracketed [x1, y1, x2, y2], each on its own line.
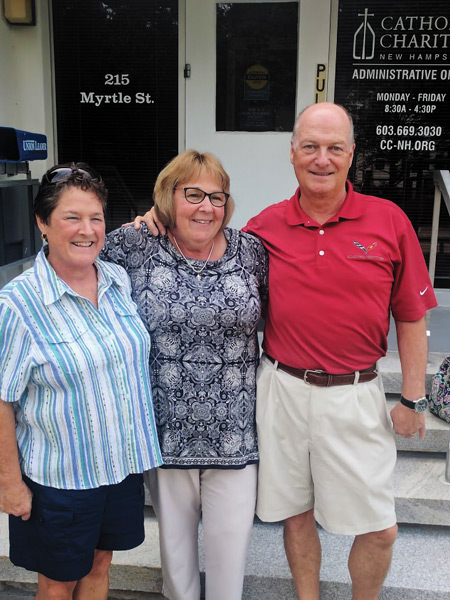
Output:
[79, 74, 155, 107]
[335, 1, 449, 184]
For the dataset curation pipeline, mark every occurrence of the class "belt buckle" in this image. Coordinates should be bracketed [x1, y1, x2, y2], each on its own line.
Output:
[303, 369, 325, 385]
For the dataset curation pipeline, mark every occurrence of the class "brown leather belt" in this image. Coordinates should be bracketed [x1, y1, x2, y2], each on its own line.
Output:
[266, 355, 378, 387]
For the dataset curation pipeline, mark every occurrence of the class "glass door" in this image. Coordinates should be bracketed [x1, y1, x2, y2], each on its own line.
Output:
[185, 0, 332, 227]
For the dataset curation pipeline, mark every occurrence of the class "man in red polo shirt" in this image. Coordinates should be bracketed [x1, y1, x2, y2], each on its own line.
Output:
[134, 101, 437, 600]
[243, 102, 437, 600]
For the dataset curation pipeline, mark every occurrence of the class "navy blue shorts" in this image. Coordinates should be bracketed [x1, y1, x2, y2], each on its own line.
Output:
[9, 473, 145, 582]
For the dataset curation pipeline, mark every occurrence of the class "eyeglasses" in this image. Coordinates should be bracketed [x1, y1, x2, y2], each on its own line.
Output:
[42, 166, 102, 186]
[183, 187, 229, 208]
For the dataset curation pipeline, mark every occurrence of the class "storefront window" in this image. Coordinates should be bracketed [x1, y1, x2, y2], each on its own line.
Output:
[52, 1, 178, 231]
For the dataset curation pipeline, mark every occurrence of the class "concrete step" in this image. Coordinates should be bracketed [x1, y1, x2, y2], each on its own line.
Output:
[0, 508, 163, 596]
[243, 520, 450, 599]
[0, 582, 36, 599]
[386, 398, 450, 452]
[379, 350, 447, 395]
[0, 582, 164, 600]
[387, 296, 450, 354]
[142, 455, 450, 528]
[395, 453, 450, 526]
[142, 407, 450, 527]
[2, 514, 448, 599]
[0, 583, 164, 599]
[142, 410, 450, 517]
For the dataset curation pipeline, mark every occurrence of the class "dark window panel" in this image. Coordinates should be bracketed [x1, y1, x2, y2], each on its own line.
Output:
[216, 2, 298, 132]
[52, 1, 178, 231]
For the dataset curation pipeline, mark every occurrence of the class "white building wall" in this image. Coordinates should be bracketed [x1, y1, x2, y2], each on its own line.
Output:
[0, 1, 55, 179]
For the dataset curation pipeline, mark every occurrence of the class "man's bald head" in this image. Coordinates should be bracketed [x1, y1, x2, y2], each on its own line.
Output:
[292, 103, 355, 148]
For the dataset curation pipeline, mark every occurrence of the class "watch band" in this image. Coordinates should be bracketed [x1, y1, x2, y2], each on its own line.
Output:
[400, 395, 428, 412]
[400, 396, 417, 409]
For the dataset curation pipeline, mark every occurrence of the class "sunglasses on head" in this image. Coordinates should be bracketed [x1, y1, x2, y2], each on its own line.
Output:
[42, 166, 102, 185]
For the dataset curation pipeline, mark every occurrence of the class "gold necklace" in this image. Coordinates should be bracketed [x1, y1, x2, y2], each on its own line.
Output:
[172, 236, 215, 280]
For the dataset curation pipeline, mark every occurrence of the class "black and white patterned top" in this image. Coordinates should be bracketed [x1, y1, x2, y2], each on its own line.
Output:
[101, 226, 268, 468]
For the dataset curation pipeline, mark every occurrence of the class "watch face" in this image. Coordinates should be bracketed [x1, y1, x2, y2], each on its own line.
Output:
[414, 398, 428, 413]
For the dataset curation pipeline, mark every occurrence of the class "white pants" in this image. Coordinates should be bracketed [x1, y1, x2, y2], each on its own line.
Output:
[145, 465, 257, 600]
[256, 355, 397, 534]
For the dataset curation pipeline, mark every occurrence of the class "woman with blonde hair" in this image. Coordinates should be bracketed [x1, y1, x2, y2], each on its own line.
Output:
[102, 150, 268, 600]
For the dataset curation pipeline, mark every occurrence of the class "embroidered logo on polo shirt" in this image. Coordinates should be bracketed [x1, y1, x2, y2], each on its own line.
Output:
[353, 240, 377, 254]
[347, 240, 385, 261]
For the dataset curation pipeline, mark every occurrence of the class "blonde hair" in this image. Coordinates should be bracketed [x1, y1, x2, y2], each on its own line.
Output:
[153, 150, 234, 229]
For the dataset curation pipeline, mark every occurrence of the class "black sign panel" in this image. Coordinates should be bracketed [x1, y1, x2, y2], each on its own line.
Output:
[335, 1, 450, 285]
[52, 1, 178, 231]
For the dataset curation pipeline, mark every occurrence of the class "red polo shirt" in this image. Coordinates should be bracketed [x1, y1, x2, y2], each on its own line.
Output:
[243, 182, 437, 373]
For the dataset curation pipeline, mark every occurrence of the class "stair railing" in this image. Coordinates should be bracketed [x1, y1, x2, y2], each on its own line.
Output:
[431, 171, 450, 485]
[446, 438, 450, 483]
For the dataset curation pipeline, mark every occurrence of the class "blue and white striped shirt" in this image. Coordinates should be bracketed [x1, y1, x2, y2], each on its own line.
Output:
[0, 248, 162, 489]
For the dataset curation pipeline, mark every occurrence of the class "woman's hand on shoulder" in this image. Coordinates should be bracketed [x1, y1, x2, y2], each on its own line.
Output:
[123, 207, 167, 236]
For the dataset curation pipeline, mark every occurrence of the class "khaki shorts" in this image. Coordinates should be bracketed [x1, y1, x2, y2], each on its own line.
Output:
[256, 354, 397, 535]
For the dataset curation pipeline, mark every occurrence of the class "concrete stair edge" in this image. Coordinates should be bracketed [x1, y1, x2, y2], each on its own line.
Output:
[386, 398, 450, 452]
[2, 567, 450, 600]
[2, 515, 450, 599]
[379, 350, 448, 395]
[394, 453, 450, 526]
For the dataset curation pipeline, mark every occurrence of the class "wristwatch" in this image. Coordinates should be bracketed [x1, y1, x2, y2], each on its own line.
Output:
[400, 395, 428, 413]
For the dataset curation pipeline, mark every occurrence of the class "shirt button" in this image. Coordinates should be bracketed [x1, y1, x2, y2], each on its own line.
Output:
[319, 250, 325, 256]
[319, 230, 325, 235]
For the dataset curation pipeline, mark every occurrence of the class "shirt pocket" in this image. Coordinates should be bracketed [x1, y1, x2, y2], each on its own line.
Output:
[39, 322, 92, 375]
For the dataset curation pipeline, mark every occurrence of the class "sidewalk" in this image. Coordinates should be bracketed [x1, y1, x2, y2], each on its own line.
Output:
[0, 582, 166, 599]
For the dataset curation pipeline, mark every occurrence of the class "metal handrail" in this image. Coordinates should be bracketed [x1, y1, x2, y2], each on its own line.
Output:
[439, 437, 450, 486]
[432, 170, 450, 483]
[446, 438, 450, 483]
[434, 170, 450, 212]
